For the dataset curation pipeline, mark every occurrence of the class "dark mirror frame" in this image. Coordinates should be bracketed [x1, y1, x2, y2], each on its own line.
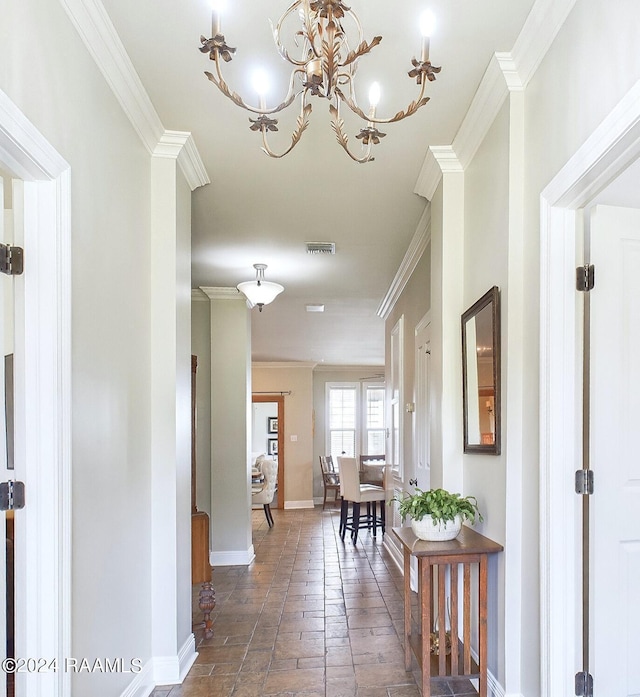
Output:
[461, 286, 501, 455]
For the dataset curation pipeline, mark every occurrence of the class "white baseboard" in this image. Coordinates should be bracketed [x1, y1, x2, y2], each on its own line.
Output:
[210, 546, 255, 566]
[487, 669, 510, 697]
[284, 500, 315, 509]
[120, 635, 197, 697]
[119, 660, 154, 697]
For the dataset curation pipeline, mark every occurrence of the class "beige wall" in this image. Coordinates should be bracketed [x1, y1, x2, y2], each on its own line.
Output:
[252, 363, 314, 506]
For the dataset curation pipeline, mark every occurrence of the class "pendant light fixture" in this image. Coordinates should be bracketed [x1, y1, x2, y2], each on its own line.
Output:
[237, 263, 284, 311]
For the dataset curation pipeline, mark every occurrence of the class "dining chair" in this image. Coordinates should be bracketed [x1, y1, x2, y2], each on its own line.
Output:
[359, 454, 386, 486]
[319, 455, 340, 509]
[337, 456, 385, 544]
[252, 458, 277, 527]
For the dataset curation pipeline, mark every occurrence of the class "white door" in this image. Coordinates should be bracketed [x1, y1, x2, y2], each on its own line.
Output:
[414, 317, 431, 490]
[590, 204, 640, 695]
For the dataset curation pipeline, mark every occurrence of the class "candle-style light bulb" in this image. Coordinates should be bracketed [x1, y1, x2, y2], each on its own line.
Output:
[211, 0, 226, 36]
[419, 10, 436, 62]
[368, 82, 381, 119]
[252, 69, 270, 112]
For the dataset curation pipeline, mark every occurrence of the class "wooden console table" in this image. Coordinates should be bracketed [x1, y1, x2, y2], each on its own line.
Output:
[392, 526, 503, 697]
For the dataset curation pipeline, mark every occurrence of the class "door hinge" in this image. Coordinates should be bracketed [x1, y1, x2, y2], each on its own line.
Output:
[0, 243, 24, 276]
[575, 469, 594, 495]
[0, 480, 25, 511]
[576, 264, 595, 292]
[575, 670, 593, 696]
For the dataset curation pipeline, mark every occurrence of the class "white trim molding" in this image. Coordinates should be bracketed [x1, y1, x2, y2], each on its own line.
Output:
[0, 88, 72, 697]
[191, 288, 209, 302]
[539, 78, 640, 697]
[59, 0, 210, 188]
[210, 547, 256, 567]
[153, 131, 209, 191]
[284, 500, 315, 509]
[377, 204, 431, 320]
[59, 0, 163, 152]
[200, 286, 244, 301]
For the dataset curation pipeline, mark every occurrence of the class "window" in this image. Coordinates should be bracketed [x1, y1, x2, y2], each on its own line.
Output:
[326, 382, 385, 459]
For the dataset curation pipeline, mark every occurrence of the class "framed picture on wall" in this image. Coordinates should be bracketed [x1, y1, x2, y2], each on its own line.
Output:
[268, 438, 278, 456]
[267, 417, 278, 433]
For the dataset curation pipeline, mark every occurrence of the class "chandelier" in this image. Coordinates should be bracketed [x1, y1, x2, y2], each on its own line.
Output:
[237, 264, 284, 311]
[199, 1, 441, 163]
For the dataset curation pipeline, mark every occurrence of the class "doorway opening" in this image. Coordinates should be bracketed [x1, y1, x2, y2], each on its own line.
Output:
[252, 394, 285, 508]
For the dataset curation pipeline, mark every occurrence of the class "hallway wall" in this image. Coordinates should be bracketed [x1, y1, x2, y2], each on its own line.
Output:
[1, 1, 200, 694]
[0, 2, 154, 695]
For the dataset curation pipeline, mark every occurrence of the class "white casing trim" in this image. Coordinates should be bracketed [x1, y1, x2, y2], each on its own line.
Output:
[210, 546, 256, 567]
[0, 88, 72, 697]
[539, 78, 640, 697]
[377, 204, 431, 320]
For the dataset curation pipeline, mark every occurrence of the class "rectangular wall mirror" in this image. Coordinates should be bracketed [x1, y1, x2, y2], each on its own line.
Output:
[462, 286, 501, 454]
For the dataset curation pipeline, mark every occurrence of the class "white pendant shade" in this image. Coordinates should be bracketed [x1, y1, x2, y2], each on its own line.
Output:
[237, 263, 284, 310]
[237, 279, 284, 307]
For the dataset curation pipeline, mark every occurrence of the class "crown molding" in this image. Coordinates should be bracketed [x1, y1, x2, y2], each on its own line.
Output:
[377, 203, 431, 320]
[191, 288, 209, 302]
[511, 0, 578, 89]
[252, 362, 317, 369]
[153, 131, 210, 191]
[453, 54, 523, 169]
[59, 0, 163, 152]
[414, 0, 575, 196]
[199, 286, 244, 301]
[60, 0, 210, 189]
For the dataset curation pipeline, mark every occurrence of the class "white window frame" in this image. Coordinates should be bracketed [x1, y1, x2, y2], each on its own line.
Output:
[325, 381, 385, 459]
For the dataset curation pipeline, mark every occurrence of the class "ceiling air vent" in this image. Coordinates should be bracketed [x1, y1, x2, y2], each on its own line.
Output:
[306, 242, 336, 255]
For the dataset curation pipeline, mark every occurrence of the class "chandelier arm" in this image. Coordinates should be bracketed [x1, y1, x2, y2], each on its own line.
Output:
[259, 102, 313, 159]
[334, 84, 430, 125]
[204, 55, 304, 115]
[329, 102, 375, 164]
[271, 1, 314, 67]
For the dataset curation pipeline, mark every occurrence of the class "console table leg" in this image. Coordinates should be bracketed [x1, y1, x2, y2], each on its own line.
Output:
[403, 549, 412, 671]
[421, 559, 431, 697]
[479, 555, 488, 697]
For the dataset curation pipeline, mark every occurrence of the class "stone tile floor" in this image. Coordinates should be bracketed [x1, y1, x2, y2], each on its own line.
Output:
[151, 506, 479, 696]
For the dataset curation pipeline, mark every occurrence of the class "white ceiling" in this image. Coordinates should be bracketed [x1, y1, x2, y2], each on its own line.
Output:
[101, 0, 536, 365]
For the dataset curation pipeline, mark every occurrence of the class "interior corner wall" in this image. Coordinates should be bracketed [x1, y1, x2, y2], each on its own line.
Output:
[252, 364, 314, 507]
[312, 366, 385, 502]
[0, 2, 154, 695]
[191, 298, 212, 520]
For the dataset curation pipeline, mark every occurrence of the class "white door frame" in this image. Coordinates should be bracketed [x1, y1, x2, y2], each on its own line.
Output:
[0, 88, 72, 697]
[539, 79, 640, 694]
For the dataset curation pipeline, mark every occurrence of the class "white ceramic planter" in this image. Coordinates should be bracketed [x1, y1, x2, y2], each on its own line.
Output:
[411, 514, 462, 541]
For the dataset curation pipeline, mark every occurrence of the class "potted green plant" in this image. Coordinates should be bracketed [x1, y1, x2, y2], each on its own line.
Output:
[391, 487, 483, 541]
